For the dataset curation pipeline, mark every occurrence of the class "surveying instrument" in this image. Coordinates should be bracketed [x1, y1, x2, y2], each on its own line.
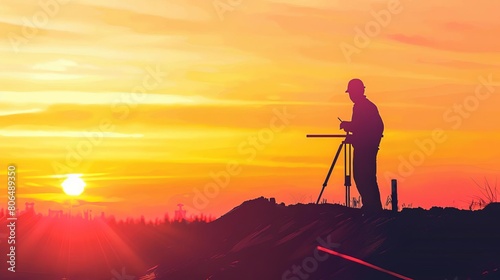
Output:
[306, 133, 352, 207]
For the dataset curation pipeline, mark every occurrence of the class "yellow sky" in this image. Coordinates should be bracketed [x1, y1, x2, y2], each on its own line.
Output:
[0, 0, 499, 218]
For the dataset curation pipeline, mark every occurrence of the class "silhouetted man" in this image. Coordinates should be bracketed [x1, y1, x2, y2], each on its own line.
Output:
[340, 79, 384, 213]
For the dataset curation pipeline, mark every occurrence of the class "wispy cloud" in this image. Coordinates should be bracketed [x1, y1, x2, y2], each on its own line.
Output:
[0, 108, 46, 116]
[19, 193, 123, 204]
[32, 59, 97, 72]
[0, 129, 143, 138]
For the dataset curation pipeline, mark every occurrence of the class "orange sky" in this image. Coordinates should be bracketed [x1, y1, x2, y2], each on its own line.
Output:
[0, 0, 499, 219]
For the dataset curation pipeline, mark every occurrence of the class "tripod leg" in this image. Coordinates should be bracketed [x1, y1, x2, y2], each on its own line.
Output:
[345, 143, 352, 207]
[316, 142, 344, 204]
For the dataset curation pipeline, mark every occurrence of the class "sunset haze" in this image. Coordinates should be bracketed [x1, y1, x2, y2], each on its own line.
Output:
[1, 0, 499, 219]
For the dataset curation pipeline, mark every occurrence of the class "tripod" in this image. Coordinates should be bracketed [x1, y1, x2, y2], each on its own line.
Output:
[306, 134, 352, 206]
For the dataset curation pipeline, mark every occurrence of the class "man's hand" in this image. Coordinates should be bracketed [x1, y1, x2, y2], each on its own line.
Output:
[343, 134, 354, 144]
[339, 121, 352, 132]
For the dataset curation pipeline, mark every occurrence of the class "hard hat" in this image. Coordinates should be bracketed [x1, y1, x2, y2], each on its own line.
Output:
[345, 78, 365, 93]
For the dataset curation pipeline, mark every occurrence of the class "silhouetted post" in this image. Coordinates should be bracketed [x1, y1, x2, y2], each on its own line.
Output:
[391, 179, 398, 212]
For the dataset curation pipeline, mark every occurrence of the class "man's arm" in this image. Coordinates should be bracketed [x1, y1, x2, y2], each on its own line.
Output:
[339, 121, 352, 132]
[340, 105, 358, 132]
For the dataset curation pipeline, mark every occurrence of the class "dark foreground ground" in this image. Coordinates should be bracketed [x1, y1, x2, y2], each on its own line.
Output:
[1, 198, 499, 280]
[145, 198, 500, 280]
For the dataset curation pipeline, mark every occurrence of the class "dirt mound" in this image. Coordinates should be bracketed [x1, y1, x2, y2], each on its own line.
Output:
[148, 197, 500, 280]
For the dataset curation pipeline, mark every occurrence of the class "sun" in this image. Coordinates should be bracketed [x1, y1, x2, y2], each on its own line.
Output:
[62, 174, 86, 196]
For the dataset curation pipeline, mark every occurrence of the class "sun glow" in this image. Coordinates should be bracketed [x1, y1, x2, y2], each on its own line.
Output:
[62, 174, 86, 196]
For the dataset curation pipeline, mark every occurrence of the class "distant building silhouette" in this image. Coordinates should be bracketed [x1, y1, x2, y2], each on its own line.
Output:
[48, 209, 63, 218]
[4, 203, 214, 225]
[84, 209, 92, 220]
[20, 202, 36, 218]
[175, 204, 186, 221]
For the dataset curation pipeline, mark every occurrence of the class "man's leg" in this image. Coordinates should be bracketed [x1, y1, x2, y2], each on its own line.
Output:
[353, 147, 382, 211]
